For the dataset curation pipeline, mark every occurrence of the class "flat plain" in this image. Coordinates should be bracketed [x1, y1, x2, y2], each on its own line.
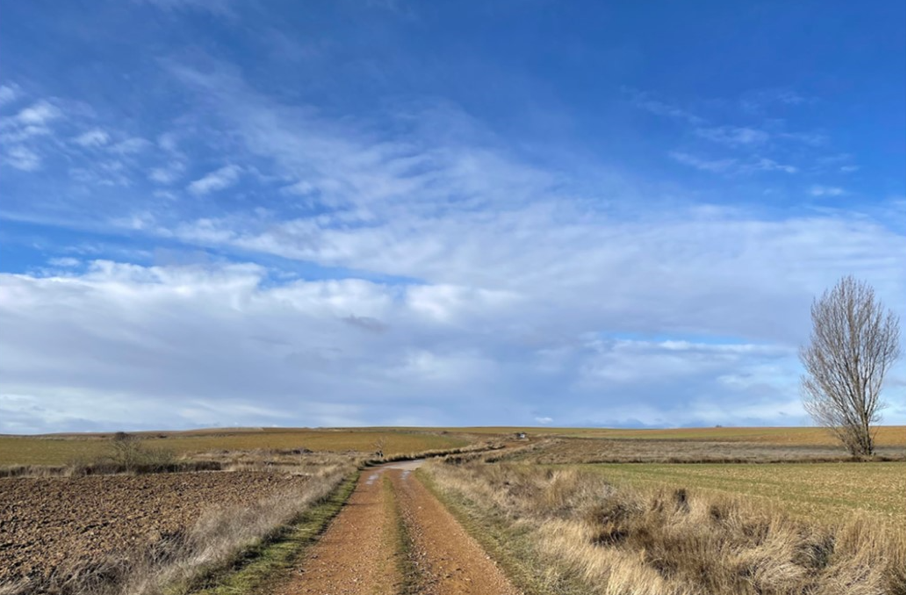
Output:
[2, 426, 904, 595]
[0, 428, 470, 467]
[437, 425, 906, 446]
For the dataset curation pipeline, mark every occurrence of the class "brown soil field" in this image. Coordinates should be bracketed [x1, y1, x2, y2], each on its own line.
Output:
[0, 471, 314, 584]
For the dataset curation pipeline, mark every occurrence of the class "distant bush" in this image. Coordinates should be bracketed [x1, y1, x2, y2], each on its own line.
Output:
[107, 432, 176, 472]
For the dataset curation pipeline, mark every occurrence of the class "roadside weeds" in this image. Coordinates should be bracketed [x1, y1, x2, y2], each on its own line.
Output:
[186, 472, 359, 595]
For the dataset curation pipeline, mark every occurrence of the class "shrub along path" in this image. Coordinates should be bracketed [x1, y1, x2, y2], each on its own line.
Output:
[273, 460, 520, 595]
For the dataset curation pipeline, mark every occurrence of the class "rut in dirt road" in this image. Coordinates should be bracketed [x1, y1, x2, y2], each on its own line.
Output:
[275, 460, 521, 595]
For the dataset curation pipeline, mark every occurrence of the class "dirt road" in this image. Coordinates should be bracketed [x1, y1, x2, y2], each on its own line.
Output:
[275, 460, 520, 595]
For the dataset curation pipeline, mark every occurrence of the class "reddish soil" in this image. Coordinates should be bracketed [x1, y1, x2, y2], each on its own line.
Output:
[278, 461, 520, 595]
[275, 468, 401, 595]
[392, 469, 520, 595]
[0, 471, 312, 583]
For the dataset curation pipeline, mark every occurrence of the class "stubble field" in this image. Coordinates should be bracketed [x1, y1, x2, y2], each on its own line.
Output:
[583, 461, 906, 529]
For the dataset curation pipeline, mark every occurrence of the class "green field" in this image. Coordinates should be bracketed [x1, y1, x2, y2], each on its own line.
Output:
[585, 461, 906, 528]
[0, 429, 471, 466]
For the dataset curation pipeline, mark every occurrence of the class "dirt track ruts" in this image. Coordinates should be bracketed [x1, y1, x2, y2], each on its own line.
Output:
[276, 461, 520, 595]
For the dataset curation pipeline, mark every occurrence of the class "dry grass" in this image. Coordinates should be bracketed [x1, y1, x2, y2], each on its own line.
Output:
[0, 458, 356, 595]
[425, 461, 906, 595]
[0, 429, 471, 467]
[500, 437, 906, 465]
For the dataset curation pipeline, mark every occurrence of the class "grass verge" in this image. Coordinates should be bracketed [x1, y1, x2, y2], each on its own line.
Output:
[424, 461, 906, 595]
[416, 466, 589, 595]
[185, 472, 358, 595]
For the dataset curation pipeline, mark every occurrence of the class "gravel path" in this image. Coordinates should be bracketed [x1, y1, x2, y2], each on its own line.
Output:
[276, 467, 401, 595]
[277, 461, 521, 594]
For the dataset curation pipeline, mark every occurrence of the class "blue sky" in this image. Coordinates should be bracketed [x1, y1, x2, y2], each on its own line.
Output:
[1, 0, 904, 433]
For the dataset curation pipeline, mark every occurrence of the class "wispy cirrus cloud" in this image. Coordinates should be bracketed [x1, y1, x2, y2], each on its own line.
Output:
[3, 146, 41, 171]
[626, 87, 839, 179]
[0, 84, 22, 107]
[741, 88, 813, 113]
[73, 128, 110, 147]
[623, 87, 704, 125]
[188, 164, 242, 194]
[695, 126, 770, 147]
[809, 185, 846, 197]
[670, 151, 737, 173]
[0, 99, 64, 144]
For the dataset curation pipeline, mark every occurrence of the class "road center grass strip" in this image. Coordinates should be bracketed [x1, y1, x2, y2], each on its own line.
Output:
[182, 472, 359, 595]
[385, 475, 422, 595]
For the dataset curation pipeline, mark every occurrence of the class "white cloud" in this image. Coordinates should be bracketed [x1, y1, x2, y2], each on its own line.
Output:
[695, 126, 769, 146]
[14, 100, 63, 126]
[624, 88, 704, 125]
[672, 152, 798, 176]
[110, 137, 152, 155]
[188, 164, 242, 194]
[149, 160, 186, 184]
[73, 128, 110, 147]
[670, 151, 737, 173]
[0, 99, 64, 144]
[745, 158, 797, 174]
[741, 89, 812, 112]
[47, 257, 81, 267]
[4, 247, 901, 431]
[778, 131, 828, 146]
[3, 146, 41, 171]
[1, 66, 902, 431]
[0, 84, 22, 106]
[809, 185, 845, 197]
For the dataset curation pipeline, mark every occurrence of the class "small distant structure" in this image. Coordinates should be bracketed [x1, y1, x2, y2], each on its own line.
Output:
[515, 432, 527, 440]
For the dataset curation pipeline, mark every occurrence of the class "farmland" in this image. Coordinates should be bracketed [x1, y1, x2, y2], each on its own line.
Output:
[436, 425, 906, 446]
[425, 458, 906, 595]
[584, 461, 906, 528]
[0, 471, 319, 582]
[0, 428, 471, 467]
[2, 427, 905, 594]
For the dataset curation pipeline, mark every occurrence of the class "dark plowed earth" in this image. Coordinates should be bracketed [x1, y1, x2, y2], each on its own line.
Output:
[0, 472, 313, 583]
[278, 461, 520, 595]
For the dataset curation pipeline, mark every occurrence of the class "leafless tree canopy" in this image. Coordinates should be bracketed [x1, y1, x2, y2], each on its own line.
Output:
[800, 276, 900, 456]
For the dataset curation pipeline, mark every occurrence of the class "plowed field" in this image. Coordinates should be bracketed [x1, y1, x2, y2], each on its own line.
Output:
[0, 471, 311, 584]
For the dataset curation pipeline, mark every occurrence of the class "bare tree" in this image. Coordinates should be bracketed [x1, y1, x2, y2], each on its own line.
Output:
[800, 276, 900, 456]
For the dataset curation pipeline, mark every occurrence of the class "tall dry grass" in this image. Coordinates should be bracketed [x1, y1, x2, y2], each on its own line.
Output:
[427, 462, 906, 595]
[0, 462, 353, 595]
